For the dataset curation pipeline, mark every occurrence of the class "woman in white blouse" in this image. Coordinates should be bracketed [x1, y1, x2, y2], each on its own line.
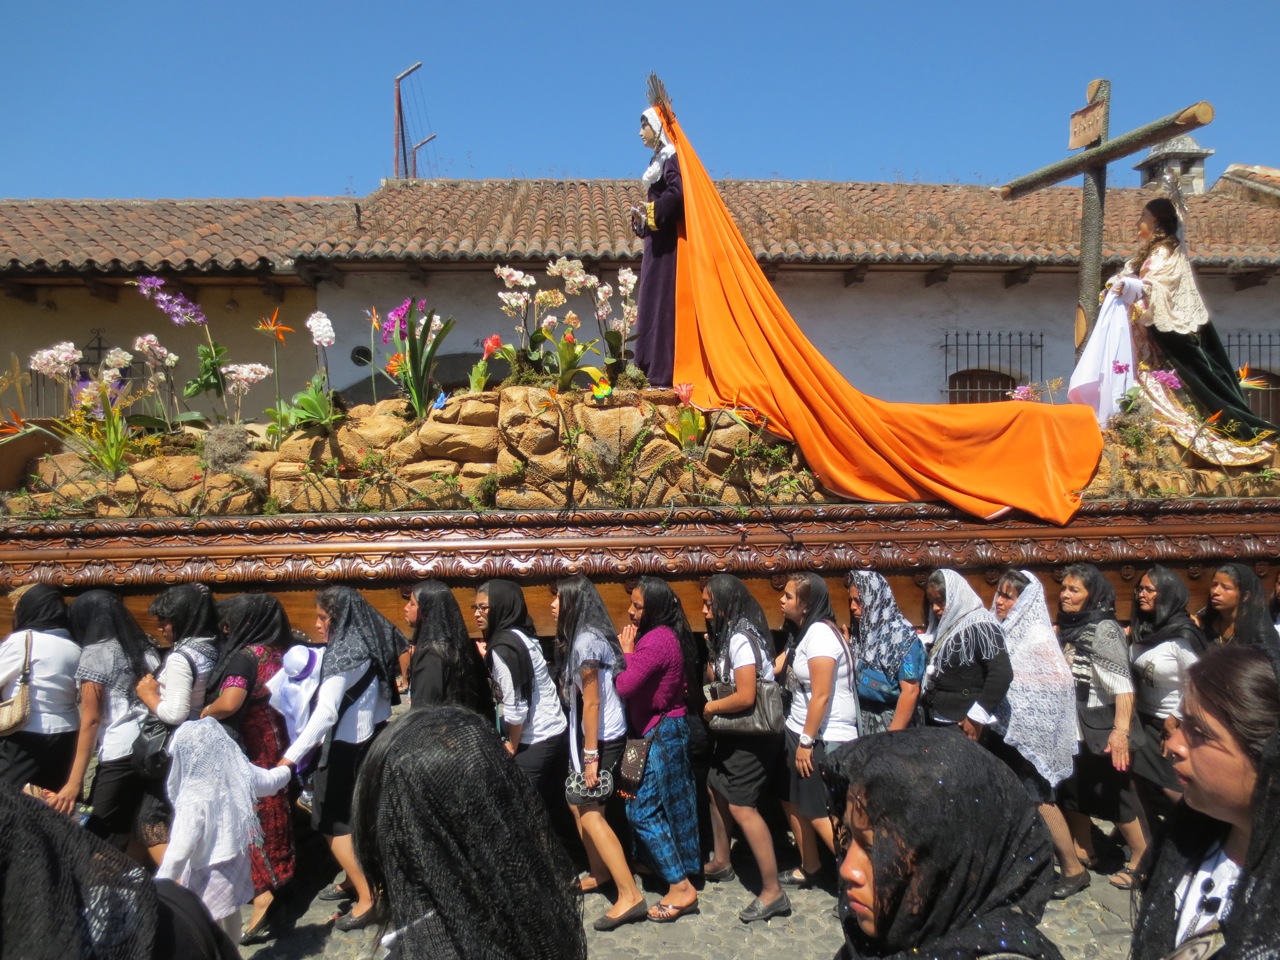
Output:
[774, 572, 858, 891]
[0, 585, 81, 796]
[65, 591, 159, 855]
[133, 584, 222, 863]
[277, 586, 406, 932]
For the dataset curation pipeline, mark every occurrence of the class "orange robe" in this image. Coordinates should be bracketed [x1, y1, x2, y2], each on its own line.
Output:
[662, 107, 1103, 525]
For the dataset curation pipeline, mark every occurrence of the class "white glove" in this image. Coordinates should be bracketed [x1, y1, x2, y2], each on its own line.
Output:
[1107, 275, 1144, 305]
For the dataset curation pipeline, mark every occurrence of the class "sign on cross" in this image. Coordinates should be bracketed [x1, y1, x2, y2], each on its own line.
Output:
[996, 81, 1213, 353]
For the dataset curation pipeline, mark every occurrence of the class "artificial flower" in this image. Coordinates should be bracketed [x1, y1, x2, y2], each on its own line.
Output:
[256, 308, 294, 343]
[482, 334, 502, 361]
[674, 382, 694, 405]
[591, 378, 612, 400]
[1239, 364, 1269, 390]
[563, 311, 580, 329]
[29, 342, 83, 381]
[1149, 369, 1183, 390]
[220, 363, 272, 397]
[1111, 361, 1131, 375]
[306, 311, 336, 347]
[385, 353, 406, 377]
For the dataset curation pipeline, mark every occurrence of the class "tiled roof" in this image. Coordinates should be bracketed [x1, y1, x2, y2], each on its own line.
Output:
[0, 197, 353, 275]
[298, 179, 1280, 268]
[1212, 165, 1280, 207]
[4, 180, 1280, 276]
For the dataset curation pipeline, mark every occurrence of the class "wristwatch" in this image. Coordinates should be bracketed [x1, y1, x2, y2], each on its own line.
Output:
[799, 734, 816, 749]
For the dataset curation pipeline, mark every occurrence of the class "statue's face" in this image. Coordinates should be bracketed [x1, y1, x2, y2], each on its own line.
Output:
[640, 118, 661, 150]
[1137, 208, 1158, 240]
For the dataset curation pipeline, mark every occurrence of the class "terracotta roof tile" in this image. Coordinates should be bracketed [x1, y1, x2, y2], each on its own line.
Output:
[0, 196, 353, 274]
[3, 180, 1280, 276]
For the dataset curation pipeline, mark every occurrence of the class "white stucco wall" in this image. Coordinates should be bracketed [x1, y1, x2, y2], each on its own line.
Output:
[317, 266, 1280, 404]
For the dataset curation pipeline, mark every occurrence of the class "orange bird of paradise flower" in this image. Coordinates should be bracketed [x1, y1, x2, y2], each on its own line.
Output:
[385, 353, 406, 377]
[255, 308, 294, 343]
[1239, 364, 1269, 390]
[0, 409, 27, 436]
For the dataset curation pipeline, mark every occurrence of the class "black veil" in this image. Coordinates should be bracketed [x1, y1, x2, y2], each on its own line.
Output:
[351, 705, 585, 960]
[821, 728, 1062, 960]
[407, 580, 493, 720]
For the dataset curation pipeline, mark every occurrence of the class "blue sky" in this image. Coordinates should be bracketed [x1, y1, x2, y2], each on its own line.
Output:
[2, 1, 1274, 200]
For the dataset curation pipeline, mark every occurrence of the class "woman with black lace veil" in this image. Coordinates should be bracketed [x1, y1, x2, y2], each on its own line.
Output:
[1198, 563, 1279, 649]
[403, 579, 494, 722]
[551, 575, 646, 930]
[700, 574, 788, 923]
[1131, 644, 1280, 960]
[821, 728, 1064, 960]
[134, 584, 223, 860]
[0, 787, 238, 960]
[199, 594, 296, 943]
[1129, 566, 1207, 809]
[276, 585, 406, 931]
[67, 590, 159, 854]
[475, 580, 569, 809]
[351, 704, 586, 960]
[1054, 563, 1149, 893]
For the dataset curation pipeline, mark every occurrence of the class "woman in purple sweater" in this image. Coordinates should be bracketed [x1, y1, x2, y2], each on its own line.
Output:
[616, 576, 701, 923]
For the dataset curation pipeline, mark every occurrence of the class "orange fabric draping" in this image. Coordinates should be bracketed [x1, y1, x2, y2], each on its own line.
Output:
[662, 108, 1103, 525]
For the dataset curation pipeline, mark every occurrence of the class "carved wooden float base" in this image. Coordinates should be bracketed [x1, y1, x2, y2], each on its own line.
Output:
[2, 497, 1277, 636]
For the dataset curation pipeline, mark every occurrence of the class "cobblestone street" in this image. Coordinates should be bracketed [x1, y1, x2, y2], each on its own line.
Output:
[243, 828, 1133, 960]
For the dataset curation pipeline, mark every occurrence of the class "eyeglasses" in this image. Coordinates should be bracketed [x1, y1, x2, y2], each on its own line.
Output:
[471, 603, 490, 612]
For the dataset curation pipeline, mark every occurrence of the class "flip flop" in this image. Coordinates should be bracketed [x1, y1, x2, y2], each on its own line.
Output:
[1109, 867, 1136, 890]
[648, 901, 700, 923]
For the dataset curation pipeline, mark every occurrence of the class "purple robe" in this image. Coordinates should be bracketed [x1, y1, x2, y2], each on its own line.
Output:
[632, 154, 683, 388]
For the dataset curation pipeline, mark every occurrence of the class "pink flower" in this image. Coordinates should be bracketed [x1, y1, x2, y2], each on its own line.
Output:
[1009, 385, 1037, 402]
[674, 382, 694, 404]
[1150, 369, 1183, 390]
[1112, 361, 1131, 375]
[482, 334, 502, 361]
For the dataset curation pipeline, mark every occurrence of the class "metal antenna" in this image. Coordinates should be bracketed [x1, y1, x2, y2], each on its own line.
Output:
[394, 62, 423, 178]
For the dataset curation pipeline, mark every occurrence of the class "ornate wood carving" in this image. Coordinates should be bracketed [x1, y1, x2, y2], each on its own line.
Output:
[1, 498, 1277, 590]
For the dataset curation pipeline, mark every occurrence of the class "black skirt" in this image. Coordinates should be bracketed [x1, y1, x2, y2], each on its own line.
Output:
[0, 729, 77, 792]
[312, 723, 386, 837]
[779, 728, 847, 820]
[1131, 713, 1182, 794]
[708, 731, 782, 807]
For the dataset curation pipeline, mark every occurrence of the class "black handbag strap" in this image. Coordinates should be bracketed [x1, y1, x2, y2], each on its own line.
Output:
[718, 629, 765, 686]
[318, 665, 376, 768]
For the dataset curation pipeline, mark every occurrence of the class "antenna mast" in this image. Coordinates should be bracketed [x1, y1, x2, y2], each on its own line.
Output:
[394, 62, 423, 178]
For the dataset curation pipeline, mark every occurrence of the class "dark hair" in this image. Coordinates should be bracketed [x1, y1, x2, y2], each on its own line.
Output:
[1135, 197, 1181, 269]
[635, 576, 705, 708]
[352, 705, 585, 960]
[316, 585, 346, 619]
[1271, 571, 1280, 622]
[147, 584, 218, 643]
[925, 569, 947, 597]
[1203, 563, 1275, 648]
[1186, 646, 1280, 769]
[997, 570, 1031, 597]
[551, 575, 588, 665]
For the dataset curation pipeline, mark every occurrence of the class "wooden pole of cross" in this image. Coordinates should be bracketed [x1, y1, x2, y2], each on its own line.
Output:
[995, 82, 1213, 354]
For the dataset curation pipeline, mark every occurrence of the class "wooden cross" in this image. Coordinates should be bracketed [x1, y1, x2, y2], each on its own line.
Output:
[996, 80, 1213, 351]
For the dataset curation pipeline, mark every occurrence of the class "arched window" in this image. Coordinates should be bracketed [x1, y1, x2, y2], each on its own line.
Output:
[947, 369, 1015, 404]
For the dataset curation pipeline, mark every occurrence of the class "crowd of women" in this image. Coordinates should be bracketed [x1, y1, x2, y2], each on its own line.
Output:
[1, 562, 1277, 960]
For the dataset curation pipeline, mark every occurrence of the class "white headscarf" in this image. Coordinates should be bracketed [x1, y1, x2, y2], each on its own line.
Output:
[163, 718, 262, 874]
[640, 107, 677, 189]
[989, 573, 1078, 787]
[925, 570, 1003, 671]
[266, 644, 324, 743]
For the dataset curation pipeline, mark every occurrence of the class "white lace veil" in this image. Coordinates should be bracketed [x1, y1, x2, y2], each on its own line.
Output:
[165, 717, 262, 872]
[989, 573, 1079, 787]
